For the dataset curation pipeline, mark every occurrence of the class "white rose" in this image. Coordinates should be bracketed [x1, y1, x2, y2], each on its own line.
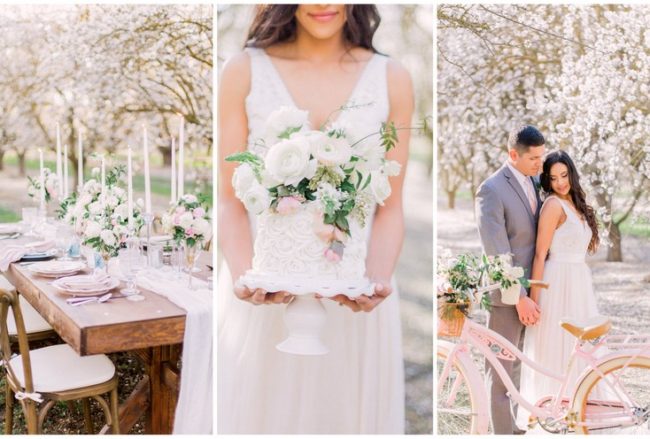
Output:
[193, 217, 211, 237]
[382, 160, 402, 177]
[309, 133, 352, 166]
[89, 202, 103, 215]
[79, 193, 93, 206]
[265, 137, 314, 186]
[112, 187, 125, 198]
[261, 169, 282, 188]
[242, 183, 271, 215]
[179, 212, 194, 229]
[114, 203, 128, 219]
[369, 171, 392, 205]
[105, 195, 119, 208]
[183, 194, 198, 204]
[84, 220, 102, 238]
[100, 229, 117, 247]
[264, 106, 309, 143]
[232, 163, 256, 198]
[506, 266, 525, 279]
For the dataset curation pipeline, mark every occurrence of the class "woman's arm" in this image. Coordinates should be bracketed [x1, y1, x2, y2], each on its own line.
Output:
[530, 198, 565, 304]
[336, 59, 414, 312]
[217, 52, 290, 305]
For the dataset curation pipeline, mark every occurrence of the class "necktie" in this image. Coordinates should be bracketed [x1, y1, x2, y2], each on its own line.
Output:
[525, 178, 537, 212]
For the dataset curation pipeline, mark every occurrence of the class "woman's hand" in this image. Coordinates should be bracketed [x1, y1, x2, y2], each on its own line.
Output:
[234, 284, 294, 305]
[325, 281, 393, 312]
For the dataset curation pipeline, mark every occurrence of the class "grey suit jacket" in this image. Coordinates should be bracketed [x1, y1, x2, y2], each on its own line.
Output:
[475, 163, 541, 307]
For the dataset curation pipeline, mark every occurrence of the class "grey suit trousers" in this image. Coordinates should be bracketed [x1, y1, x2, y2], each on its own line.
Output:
[485, 305, 525, 434]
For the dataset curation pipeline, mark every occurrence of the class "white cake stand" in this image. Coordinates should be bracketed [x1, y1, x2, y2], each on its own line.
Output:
[238, 272, 375, 356]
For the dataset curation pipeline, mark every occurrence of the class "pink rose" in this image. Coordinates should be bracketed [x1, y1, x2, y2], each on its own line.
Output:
[193, 207, 205, 218]
[324, 248, 341, 263]
[276, 196, 302, 215]
[186, 227, 195, 237]
[175, 206, 186, 214]
[173, 214, 181, 225]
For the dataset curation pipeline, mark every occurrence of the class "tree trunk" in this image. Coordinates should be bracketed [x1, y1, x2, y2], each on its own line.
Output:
[159, 146, 171, 166]
[607, 222, 623, 262]
[17, 152, 26, 177]
[446, 190, 456, 209]
[0, 150, 5, 171]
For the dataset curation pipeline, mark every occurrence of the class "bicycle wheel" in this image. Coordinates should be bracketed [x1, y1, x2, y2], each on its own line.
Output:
[437, 342, 487, 434]
[573, 354, 650, 434]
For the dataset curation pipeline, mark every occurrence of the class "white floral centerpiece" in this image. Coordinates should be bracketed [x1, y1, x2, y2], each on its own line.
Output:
[61, 166, 145, 259]
[228, 106, 401, 264]
[161, 193, 212, 249]
[27, 168, 60, 203]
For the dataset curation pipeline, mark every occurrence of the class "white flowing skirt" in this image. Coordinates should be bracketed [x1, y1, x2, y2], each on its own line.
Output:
[518, 259, 600, 426]
[216, 263, 405, 434]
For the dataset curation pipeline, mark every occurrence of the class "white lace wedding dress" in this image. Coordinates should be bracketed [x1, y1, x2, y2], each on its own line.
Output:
[518, 196, 601, 425]
[217, 48, 405, 434]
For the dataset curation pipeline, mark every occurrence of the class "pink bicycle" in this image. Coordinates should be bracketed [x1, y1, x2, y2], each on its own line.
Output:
[437, 283, 650, 434]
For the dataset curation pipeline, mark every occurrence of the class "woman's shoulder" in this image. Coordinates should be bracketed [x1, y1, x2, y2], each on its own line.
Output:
[540, 195, 565, 217]
[384, 56, 413, 109]
[220, 51, 252, 97]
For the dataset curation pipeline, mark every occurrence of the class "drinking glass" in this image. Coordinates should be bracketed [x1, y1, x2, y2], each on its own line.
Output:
[119, 247, 146, 299]
[55, 225, 73, 261]
[21, 207, 37, 236]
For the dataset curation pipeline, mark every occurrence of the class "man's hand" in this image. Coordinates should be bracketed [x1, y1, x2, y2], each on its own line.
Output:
[515, 296, 541, 326]
[234, 284, 293, 305]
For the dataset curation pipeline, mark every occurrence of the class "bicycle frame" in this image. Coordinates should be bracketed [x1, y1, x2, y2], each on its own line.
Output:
[439, 316, 650, 433]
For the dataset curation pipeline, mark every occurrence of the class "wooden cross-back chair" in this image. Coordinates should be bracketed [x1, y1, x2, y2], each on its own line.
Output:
[0, 287, 120, 434]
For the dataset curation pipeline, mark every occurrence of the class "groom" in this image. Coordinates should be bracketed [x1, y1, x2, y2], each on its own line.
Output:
[475, 125, 546, 434]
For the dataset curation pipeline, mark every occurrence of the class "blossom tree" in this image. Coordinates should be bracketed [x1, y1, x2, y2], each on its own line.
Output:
[438, 4, 650, 261]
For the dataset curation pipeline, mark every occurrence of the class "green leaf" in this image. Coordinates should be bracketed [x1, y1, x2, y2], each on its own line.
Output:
[335, 214, 349, 232]
[225, 151, 262, 166]
[361, 173, 372, 191]
[277, 126, 302, 140]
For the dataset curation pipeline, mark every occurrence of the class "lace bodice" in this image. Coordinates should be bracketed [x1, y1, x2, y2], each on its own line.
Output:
[544, 196, 592, 263]
[244, 47, 390, 157]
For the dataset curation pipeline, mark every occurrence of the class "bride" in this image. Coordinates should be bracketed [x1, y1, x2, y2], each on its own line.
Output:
[518, 150, 602, 424]
[217, 4, 413, 434]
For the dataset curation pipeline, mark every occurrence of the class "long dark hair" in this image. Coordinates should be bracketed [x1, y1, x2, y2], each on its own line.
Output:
[540, 150, 599, 253]
[244, 5, 381, 53]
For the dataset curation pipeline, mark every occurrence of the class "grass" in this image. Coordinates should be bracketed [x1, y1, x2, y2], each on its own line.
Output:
[0, 206, 20, 222]
[618, 215, 650, 239]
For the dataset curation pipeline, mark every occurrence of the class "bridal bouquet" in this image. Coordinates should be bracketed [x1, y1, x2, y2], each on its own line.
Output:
[27, 168, 60, 203]
[226, 106, 401, 260]
[161, 193, 212, 249]
[63, 166, 145, 258]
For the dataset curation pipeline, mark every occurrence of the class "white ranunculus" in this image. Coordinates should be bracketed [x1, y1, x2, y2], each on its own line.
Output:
[265, 137, 313, 186]
[264, 106, 309, 143]
[382, 160, 402, 177]
[242, 183, 271, 215]
[232, 163, 256, 198]
[89, 201, 103, 215]
[506, 265, 525, 279]
[84, 220, 102, 238]
[261, 169, 282, 188]
[179, 212, 194, 229]
[100, 229, 117, 246]
[369, 171, 392, 205]
[310, 133, 352, 166]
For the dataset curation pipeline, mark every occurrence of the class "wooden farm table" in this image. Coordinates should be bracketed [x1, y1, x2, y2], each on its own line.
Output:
[1, 236, 212, 434]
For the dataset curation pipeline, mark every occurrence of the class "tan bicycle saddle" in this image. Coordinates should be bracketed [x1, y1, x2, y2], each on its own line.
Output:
[559, 315, 612, 340]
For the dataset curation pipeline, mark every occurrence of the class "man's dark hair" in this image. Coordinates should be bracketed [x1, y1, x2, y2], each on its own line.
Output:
[507, 125, 545, 154]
